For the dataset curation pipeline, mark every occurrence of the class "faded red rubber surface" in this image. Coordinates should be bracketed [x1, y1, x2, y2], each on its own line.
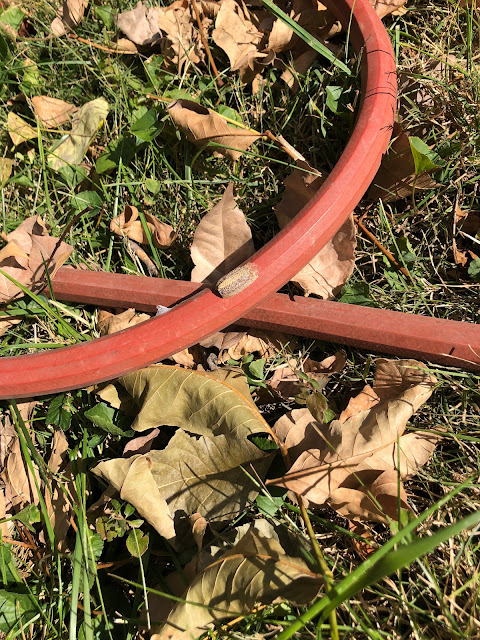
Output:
[0, 0, 397, 399]
[51, 269, 480, 370]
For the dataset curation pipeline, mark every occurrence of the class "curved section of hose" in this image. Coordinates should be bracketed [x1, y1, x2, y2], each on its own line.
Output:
[0, 0, 397, 399]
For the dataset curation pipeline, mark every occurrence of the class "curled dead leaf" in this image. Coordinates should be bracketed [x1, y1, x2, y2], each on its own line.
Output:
[212, 0, 264, 80]
[269, 353, 346, 400]
[50, 0, 88, 36]
[110, 204, 175, 249]
[270, 359, 441, 523]
[369, 0, 408, 19]
[191, 184, 254, 284]
[97, 308, 150, 335]
[0, 216, 73, 304]
[168, 99, 261, 162]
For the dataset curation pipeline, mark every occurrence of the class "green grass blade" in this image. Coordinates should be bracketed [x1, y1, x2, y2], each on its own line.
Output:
[277, 479, 476, 639]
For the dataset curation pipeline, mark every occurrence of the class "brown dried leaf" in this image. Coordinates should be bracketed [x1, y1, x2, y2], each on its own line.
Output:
[0, 216, 73, 304]
[339, 384, 379, 423]
[123, 428, 160, 457]
[191, 184, 254, 284]
[368, 125, 438, 202]
[97, 308, 150, 336]
[32, 96, 77, 128]
[155, 0, 204, 70]
[7, 112, 36, 146]
[369, 0, 407, 19]
[212, 0, 264, 79]
[0, 158, 14, 186]
[275, 163, 356, 298]
[269, 353, 346, 400]
[200, 329, 294, 364]
[168, 99, 261, 162]
[48, 97, 109, 171]
[153, 524, 320, 640]
[270, 359, 440, 523]
[45, 430, 76, 550]
[50, 0, 88, 36]
[110, 204, 175, 249]
[115, 1, 162, 45]
[0, 314, 22, 338]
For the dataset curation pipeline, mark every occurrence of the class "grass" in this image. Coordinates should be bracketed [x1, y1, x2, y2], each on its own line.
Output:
[1, 0, 480, 638]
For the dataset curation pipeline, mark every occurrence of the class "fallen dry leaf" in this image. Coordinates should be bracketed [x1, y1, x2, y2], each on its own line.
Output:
[212, 0, 264, 80]
[200, 328, 294, 364]
[48, 97, 109, 171]
[50, 0, 88, 36]
[152, 524, 320, 639]
[97, 308, 151, 335]
[168, 99, 261, 162]
[0, 216, 73, 304]
[7, 112, 37, 146]
[0, 158, 14, 185]
[32, 96, 77, 128]
[110, 204, 175, 249]
[92, 365, 273, 544]
[339, 384, 379, 423]
[368, 125, 438, 202]
[93, 429, 270, 545]
[45, 430, 77, 551]
[115, 1, 162, 46]
[369, 0, 407, 19]
[270, 359, 441, 523]
[155, 0, 205, 70]
[191, 184, 254, 284]
[453, 203, 480, 267]
[0, 314, 22, 338]
[275, 162, 356, 298]
[269, 353, 346, 400]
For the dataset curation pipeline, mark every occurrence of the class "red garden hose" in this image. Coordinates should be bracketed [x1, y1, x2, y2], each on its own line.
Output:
[0, 0, 397, 399]
[50, 268, 480, 370]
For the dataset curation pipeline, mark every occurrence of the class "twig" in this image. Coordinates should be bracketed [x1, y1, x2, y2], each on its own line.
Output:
[67, 33, 137, 55]
[190, 0, 224, 87]
[354, 215, 413, 281]
[126, 239, 160, 277]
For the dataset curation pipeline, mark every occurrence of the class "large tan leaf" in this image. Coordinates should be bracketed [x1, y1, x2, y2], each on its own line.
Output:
[7, 112, 37, 146]
[212, 0, 264, 80]
[0, 216, 73, 304]
[110, 204, 175, 249]
[93, 429, 270, 544]
[168, 99, 260, 162]
[275, 163, 356, 298]
[114, 364, 269, 437]
[368, 125, 438, 202]
[48, 98, 109, 171]
[152, 524, 321, 639]
[191, 184, 254, 284]
[32, 96, 77, 128]
[50, 0, 88, 36]
[270, 359, 440, 523]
